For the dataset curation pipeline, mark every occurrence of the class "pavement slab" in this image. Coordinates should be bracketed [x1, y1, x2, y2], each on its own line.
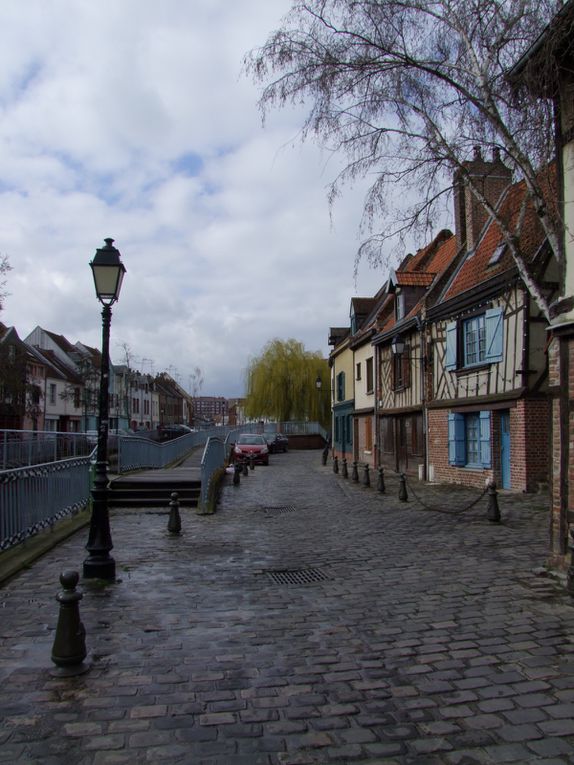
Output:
[1, 450, 574, 764]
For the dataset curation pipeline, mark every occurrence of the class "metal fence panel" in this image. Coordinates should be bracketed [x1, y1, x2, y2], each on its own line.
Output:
[1, 429, 95, 469]
[0, 457, 91, 550]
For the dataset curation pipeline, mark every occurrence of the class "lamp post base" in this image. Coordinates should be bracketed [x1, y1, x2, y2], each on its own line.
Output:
[83, 554, 116, 581]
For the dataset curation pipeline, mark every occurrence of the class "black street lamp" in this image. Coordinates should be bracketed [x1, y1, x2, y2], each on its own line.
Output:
[391, 335, 405, 356]
[315, 374, 322, 392]
[83, 238, 126, 580]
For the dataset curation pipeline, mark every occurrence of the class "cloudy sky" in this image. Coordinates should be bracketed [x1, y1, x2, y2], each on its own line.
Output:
[0, 0, 411, 398]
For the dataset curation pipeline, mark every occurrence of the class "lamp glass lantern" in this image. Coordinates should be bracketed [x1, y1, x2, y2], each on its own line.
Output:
[90, 238, 126, 305]
[315, 374, 322, 391]
[391, 336, 405, 356]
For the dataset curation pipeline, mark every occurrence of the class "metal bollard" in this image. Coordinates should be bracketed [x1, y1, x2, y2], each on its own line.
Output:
[51, 571, 89, 677]
[250, 454, 255, 471]
[242, 461, 249, 476]
[352, 461, 359, 483]
[168, 491, 182, 535]
[233, 463, 241, 486]
[342, 458, 348, 479]
[322, 446, 329, 466]
[363, 463, 370, 488]
[486, 481, 501, 522]
[399, 473, 408, 502]
[377, 466, 386, 494]
[567, 527, 574, 596]
[333, 455, 339, 474]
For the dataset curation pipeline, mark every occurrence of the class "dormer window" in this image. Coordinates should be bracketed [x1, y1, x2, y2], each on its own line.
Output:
[395, 289, 405, 321]
[488, 242, 506, 266]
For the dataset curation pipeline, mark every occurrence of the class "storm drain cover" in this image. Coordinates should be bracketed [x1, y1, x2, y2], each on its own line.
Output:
[264, 567, 329, 585]
[262, 505, 297, 514]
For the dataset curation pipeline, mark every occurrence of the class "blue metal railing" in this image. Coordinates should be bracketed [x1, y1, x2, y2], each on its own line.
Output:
[0, 429, 95, 469]
[200, 437, 226, 512]
[278, 421, 329, 440]
[0, 456, 91, 551]
[116, 428, 232, 473]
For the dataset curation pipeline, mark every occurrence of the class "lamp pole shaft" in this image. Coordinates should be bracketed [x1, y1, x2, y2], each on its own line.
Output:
[83, 303, 115, 580]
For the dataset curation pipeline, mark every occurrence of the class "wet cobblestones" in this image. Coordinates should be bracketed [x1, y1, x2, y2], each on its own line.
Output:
[1, 450, 574, 764]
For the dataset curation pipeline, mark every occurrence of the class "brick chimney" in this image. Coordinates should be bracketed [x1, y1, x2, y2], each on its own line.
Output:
[454, 146, 512, 252]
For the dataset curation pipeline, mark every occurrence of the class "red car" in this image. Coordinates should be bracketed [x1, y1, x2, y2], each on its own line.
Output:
[233, 434, 269, 465]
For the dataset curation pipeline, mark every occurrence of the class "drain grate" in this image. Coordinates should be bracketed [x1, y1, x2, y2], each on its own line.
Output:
[262, 505, 297, 514]
[265, 567, 329, 585]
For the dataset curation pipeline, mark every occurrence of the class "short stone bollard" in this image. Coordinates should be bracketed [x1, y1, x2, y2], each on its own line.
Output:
[242, 461, 249, 477]
[333, 455, 339, 474]
[233, 463, 241, 486]
[352, 461, 359, 483]
[51, 570, 89, 677]
[168, 491, 182, 535]
[486, 481, 501, 522]
[363, 463, 370, 488]
[250, 454, 255, 471]
[377, 466, 386, 494]
[399, 473, 408, 502]
[342, 458, 348, 479]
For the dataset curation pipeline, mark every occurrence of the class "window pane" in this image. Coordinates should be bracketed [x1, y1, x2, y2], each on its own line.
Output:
[464, 316, 486, 365]
[466, 414, 480, 464]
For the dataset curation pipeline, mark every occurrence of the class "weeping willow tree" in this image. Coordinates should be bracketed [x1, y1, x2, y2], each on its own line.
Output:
[244, 338, 329, 425]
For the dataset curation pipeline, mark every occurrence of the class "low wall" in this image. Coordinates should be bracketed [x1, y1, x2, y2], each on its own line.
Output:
[288, 434, 326, 450]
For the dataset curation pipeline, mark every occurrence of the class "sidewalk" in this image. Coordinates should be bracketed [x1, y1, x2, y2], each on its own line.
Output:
[1, 450, 574, 764]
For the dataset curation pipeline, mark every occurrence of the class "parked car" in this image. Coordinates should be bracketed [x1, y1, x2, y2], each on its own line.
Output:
[233, 434, 269, 465]
[264, 432, 289, 453]
[158, 424, 193, 442]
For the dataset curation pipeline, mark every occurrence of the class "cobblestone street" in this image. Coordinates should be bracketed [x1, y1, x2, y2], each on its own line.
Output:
[1, 450, 574, 764]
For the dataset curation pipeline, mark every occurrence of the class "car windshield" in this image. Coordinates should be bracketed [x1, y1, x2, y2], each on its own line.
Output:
[238, 435, 265, 445]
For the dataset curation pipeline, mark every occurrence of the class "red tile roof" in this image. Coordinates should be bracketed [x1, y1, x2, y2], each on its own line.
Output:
[442, 167, 555, 301]
[395, 272, 436, 287]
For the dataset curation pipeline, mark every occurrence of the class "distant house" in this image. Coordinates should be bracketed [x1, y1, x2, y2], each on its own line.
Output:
[0, 323, 46, 431]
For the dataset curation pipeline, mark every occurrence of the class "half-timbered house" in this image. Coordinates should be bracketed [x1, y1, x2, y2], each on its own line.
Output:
[348, 297, 380, 467]
[426, 172, 558, 491]
[373, 231, 459, 475]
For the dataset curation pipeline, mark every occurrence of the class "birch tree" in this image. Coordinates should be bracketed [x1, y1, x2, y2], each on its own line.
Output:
[0, 255, 11, 313]
[247, 0, 564, 320]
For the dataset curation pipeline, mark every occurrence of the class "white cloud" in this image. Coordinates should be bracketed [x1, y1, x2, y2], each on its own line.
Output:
[0, 0, 407, 398]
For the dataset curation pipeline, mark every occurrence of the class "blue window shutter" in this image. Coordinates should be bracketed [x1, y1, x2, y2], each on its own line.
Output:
[479, 411, 491, 467]
[446, 322, 457, 370]
[448, 412, 466, 465]
[485, 308, 503, 362]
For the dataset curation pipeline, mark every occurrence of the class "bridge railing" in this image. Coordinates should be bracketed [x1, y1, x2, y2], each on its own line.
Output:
[278, 421, 329, 440]
[0, 429, 95, 470]
[1, 456, 91, 551]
